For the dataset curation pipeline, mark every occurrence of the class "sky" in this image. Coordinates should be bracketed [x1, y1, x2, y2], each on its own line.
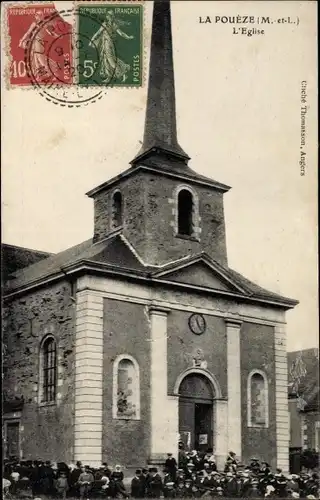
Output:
[1, 1, 318, 351]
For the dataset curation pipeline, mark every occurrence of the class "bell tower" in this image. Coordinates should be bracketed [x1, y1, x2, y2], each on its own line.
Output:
[87, 0, 230, 267]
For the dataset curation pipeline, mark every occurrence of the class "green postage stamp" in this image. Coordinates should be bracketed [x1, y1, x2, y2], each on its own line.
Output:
[77, 4, 143, 87]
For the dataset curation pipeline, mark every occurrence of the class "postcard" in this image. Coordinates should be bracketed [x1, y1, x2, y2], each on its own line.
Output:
[2, 0, 318, 481]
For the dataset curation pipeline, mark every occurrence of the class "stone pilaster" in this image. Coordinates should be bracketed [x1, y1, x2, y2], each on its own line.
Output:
[149, 306, 178, 463]
[274, 324, 289, 473]
[74, 290, 104, 467]
[226, 318, 242, 459]
[214, 399, 228, 470]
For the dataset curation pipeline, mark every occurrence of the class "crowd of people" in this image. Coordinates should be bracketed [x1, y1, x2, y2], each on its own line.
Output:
[2, 449, 320, 499]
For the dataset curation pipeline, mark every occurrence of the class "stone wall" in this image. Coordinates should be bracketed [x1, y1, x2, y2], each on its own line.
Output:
[91, 170, 228, 266]
[3, 281, 75, 462]
[102, 298, 151, 467]
[167, 310, 227, 396]
[240, 322, 277, 468]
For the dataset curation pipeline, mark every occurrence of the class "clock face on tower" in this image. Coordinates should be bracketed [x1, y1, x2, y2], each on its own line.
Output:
[188, 313, 206, 335]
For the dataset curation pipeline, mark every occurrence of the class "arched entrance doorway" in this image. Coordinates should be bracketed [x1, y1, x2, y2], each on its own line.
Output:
[178, 373, 214, 452]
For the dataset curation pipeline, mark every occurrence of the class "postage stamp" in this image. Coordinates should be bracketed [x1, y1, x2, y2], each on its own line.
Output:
[7, 3, 73, 86]
[4, 1, 144, 106]
[77, 4, 143, 87]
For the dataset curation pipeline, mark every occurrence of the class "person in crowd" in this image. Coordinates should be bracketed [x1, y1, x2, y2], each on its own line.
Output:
[250, 458, 261, 475]
[5, 450, 320, 498]
[78, 465, 94, 500]
[102, 462, 112, 478]
[147, 467, 163, 498]
[164, 453, 177, 482]
[248, 477, 262, 497]
[287, 474, 300, 494]
[265, 484, 277, 498]
[111, 464, 129, 498]
[275, 468, 288, 498]
[55, 470, 69, 499]
[131, 469, 145, 498]
[30, 460, 42, 497]
[70, 460, 82, 497]
[178, 442, 188, 470]
[101, 473, 110, 495]
[3, 477, 12, 498]
[9, 465, 20, 495]
[225, 451, 238, 472]
[224, 471, 238, 497]
[261, 462, 271, 476]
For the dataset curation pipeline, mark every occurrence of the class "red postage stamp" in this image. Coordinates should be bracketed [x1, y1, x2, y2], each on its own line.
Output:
[7, 3, 73, 86]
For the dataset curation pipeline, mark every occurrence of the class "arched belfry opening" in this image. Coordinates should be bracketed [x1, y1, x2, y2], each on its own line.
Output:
[178, 373, 215, 452]
[178, 189, 194, 236]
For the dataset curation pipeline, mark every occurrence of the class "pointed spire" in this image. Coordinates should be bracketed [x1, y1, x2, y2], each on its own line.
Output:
[131, 0, 190, 165]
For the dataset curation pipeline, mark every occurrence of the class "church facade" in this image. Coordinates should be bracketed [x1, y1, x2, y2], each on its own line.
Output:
[3, 0, 297, 473]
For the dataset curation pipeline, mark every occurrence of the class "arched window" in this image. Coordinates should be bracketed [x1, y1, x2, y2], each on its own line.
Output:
[39, 336, 57, 404]
[178, 189, 193, 236]
[247, 370, 269, 428]
[111, 191, 123, 229]
[113, 355, 140, 420]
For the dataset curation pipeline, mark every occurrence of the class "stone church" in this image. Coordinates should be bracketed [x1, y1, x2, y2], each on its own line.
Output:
[3, 0, 298, 472]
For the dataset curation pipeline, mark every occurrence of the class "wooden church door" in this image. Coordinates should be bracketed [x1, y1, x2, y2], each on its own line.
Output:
[178, 374, 214, 451]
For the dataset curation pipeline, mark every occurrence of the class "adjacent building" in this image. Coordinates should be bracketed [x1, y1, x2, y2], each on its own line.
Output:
[288, 348, 320, 453]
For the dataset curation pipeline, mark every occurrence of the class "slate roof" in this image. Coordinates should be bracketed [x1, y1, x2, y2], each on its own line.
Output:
[4, 234, 298, 308]
[86, 162, 230, 198]
[288, 348, 319, 412]
[4, 235, 145, 292]
[2, 243, 53, 283]
[140, 159, 231, 192]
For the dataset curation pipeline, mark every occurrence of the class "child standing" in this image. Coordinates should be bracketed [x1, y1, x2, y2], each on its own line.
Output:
[56, 471, 69, 499]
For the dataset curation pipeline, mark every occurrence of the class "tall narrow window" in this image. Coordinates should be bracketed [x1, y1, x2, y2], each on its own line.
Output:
[112, 191, 123, 229]
[113, 355, 140, 420]
[40, 336, 57, 403]
[178, 189, 193, 236]
[247, 370, 268, 428]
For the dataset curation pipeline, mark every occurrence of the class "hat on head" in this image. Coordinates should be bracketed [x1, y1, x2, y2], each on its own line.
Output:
[135, 469, 142, 475]
[226, 472, 233, 477]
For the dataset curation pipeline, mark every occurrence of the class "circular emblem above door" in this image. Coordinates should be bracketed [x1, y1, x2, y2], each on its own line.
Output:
[188, 313, 206, 335]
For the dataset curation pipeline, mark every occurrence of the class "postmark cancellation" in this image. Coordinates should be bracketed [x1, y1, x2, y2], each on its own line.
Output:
[3, 1, 145, 105]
